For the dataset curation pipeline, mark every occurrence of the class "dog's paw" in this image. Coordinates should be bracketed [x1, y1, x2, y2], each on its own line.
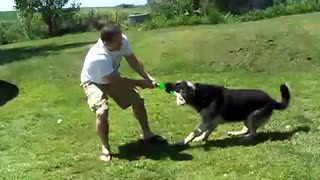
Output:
[192, 133, 206, 142]
[227, 131, 239, 136]
[227, 130, 249, 136]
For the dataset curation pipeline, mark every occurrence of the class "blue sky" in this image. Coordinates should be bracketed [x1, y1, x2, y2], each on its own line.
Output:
[0, 0, 148, 11]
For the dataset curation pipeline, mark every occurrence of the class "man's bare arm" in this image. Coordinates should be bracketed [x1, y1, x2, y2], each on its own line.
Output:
[103, 75, 153, 89]
[125, 54, 155, 83]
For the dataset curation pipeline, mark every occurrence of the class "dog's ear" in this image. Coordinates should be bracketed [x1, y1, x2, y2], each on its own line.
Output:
[164, 82, 175, 94]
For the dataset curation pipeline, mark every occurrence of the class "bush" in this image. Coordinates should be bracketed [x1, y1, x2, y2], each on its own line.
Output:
[206, 8, 227, 24]
[59, 10, 114, 34]
[3, 0, 320, 44]
[144, 0, 320, 30]
[55, 9, 129, 35]
[236, 0, 320, 22]
[0, 22, 27, 45]
[0, 9, 123, 44]
[149, 0, 195, 18]
[140, 15, 204, 30]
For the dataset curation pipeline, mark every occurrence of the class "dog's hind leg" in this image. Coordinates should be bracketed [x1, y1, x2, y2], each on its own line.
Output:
[241, 108, 272, 142]
[227, 125, 249, 136]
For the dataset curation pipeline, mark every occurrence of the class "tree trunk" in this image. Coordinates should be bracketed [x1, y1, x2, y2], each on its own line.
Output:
[42, 9, 55, 37]
[193, 0, 200, 10]
[48, 20, 54, 37]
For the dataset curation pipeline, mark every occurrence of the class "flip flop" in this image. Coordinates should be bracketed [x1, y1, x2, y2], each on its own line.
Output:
[99, 153, 112, 162]
[144, 135, 167, 144]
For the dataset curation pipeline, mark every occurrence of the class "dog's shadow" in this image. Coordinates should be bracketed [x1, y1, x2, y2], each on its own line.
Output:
[0, 80, 19, 107]
[194, 126, 310, 151]
[114, 140, 194, 161]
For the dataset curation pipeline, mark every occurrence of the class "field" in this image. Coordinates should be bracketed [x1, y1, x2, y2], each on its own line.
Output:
[0, 11, 18, 22]
[0, 6, 150, 22]
[1, 12, 320, 179]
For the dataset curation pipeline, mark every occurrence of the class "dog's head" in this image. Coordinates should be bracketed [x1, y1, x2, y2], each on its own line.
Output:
[165, 81, 196, 106]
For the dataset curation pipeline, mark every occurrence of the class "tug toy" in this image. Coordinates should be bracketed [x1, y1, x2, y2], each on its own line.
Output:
[157, 83, 176, 95]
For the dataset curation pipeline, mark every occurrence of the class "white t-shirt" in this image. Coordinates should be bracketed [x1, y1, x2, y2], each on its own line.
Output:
[80, 34, 133, 85]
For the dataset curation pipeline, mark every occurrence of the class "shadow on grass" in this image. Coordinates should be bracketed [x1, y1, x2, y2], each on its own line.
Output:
[114, 140, 193, 161]
[193, 126, 311, 151]
[0, 41, 95, 65]
[0, 80, 19, 106]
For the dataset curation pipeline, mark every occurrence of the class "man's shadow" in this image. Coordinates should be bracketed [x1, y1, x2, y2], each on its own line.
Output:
[114, 140, 193, 161]
[191, 126, 310, 151]
[0, 80, 19, 107]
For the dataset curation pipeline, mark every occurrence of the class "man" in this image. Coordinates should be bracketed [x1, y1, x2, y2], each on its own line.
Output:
[80, 24, 166, 162]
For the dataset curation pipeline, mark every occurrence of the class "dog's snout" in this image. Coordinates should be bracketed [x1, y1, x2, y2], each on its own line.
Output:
[164, 82, 175, 94]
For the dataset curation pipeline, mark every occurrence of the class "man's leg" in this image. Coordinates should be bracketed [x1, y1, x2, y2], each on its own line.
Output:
[132, 99, 155, 140]
[83, 83, 112, 162]
[132, 99, 166, 143]
[96, 110, 112, 162]
[105, 85, 166, 143]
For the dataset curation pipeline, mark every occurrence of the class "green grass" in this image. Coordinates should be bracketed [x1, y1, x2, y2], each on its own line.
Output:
[1, 12, 320, 179]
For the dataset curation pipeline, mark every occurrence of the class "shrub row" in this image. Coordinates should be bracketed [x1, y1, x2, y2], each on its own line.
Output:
[1, 1, 319, 45]
[0, 9, 128, 45]
[140, 0, 320, 30]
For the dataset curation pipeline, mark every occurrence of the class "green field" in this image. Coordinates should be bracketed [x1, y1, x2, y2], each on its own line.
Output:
[0, 11, 18, 22]
[0, 6, 149, 23]
[1, 12, 320, 179]
[81, 6, 150, 13]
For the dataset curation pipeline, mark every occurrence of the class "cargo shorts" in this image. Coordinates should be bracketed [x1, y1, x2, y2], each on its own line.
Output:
[82, 82, 143, 116]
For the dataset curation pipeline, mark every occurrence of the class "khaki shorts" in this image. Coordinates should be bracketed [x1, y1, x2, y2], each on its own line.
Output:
[82, 82, 143, 116]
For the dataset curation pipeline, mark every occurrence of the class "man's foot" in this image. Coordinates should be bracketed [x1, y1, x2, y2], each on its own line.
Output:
[99, 153, 112, 162]
[144, 135, 167, 144]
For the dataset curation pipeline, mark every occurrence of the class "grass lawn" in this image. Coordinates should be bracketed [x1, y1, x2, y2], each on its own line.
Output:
[1, 12, 320, 179]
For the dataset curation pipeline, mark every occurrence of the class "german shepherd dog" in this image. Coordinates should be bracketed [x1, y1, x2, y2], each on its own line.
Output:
[164, 81, 291, 146]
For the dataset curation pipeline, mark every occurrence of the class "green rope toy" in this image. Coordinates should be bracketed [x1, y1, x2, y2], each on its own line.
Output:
[157, 83, 176, 95]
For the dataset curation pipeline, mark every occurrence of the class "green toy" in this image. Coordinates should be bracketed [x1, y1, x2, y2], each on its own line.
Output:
[157, 83, 176, 95]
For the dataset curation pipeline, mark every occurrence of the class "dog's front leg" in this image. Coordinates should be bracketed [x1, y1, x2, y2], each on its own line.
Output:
[176, 101, 220, 146]
[177, 121, 211, 146]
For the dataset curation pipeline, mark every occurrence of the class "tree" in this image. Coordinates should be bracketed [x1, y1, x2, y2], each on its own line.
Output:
[14, 0, 81, 37]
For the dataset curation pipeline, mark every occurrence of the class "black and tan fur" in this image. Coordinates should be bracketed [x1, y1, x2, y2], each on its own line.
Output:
[164, 81, 291, 146]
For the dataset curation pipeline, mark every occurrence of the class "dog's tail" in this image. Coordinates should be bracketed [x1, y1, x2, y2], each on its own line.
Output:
[271, 84, 291, 110]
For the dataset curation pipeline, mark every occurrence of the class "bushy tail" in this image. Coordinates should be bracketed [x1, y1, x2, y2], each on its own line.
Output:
[271, 84, 291, 110]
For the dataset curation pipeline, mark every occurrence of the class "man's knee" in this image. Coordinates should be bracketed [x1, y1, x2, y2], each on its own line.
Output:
[132, 98, 145, 108]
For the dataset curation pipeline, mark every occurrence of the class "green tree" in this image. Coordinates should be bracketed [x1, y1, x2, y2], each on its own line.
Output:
[14, 0, 81, 37]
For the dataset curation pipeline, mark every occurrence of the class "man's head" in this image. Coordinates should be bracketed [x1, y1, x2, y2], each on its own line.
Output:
[100, 23, 123, 51]
[165, 81, 196, 106]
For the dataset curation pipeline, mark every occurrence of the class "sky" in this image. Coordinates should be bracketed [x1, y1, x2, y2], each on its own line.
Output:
[0, 0, 148, 11]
